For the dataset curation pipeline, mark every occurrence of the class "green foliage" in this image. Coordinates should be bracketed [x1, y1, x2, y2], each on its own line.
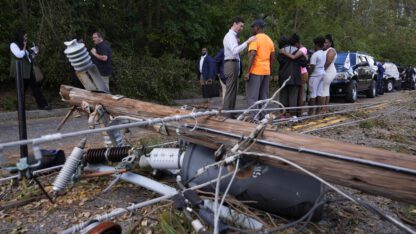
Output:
[113, 54, 193, 104]
[0, 93, 17, 111]
[0, 0, 415, 101]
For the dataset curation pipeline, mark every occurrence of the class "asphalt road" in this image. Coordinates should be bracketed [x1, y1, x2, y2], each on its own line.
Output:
[0, 114, 105, 164]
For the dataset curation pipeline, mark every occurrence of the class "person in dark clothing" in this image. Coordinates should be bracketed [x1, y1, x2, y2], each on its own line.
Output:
[197, 48, 217, 98]
[91, 32, 112, 90]
[279, 33, 309, 116]
[277, 36, 304, 117]
[376, 60, 385, 95]
[214, 48, 226, 99]
[197, 48, 217, 84]
[404, 66, 416, 89]
[9, 30, 50, 110]
[405, 66, 416, 80]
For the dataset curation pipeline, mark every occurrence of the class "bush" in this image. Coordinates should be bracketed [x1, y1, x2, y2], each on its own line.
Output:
[112, 53, 194, 104]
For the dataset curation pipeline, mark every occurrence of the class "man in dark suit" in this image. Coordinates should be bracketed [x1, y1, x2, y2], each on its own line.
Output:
[214, 48, 226, 99]
[196, 48, 218, 98]
[197, 48, 216, 85]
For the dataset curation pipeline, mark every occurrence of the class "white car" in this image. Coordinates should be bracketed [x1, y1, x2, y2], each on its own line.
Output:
[382, 62, 400, 92]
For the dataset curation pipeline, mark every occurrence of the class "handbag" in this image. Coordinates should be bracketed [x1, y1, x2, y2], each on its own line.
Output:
[202, 79, 220, 98]
[33, 63, 44, 82]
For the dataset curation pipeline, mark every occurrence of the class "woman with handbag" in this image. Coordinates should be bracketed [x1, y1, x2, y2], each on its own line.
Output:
[9, 30, 50, 110]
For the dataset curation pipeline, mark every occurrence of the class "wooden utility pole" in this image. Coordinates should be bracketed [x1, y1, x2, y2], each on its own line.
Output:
[60, 85, 416, 204]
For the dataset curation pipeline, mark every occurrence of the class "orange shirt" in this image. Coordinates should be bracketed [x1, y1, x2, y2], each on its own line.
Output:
[248, 33, 275, 75]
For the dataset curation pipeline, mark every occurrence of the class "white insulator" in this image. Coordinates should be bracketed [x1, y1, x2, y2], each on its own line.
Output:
[52, 139, 86, 192]
[140, 148, 183, 170]
[191, 219, 204, 233]
[64, 39, 93, 71]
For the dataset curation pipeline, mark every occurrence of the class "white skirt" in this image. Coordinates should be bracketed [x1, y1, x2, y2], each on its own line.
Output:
[318, 65, 337, 97]
[308, 73, 325, 99]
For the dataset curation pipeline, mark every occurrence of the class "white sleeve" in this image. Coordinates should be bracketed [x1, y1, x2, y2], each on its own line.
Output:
[225, 33, 247, 56]
[10, 43, 25, 58]
[231, 41, 247, 55]
[310, 53, 317, 65]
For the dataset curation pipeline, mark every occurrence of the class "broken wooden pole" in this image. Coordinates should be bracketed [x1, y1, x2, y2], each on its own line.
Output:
[60, 85, 416, 204]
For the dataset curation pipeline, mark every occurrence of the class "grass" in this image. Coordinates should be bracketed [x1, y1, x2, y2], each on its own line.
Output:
[155, 210, 192, 234]
[359, 121, 374, 129]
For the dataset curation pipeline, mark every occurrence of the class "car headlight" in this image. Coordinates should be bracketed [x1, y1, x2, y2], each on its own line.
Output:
[335, 73, 347, 80]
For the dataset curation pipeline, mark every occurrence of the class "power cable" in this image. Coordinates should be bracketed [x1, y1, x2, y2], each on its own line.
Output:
[238, 151, 416, 234]
[60, 167, 237, 234]
[214, 158, 240, 234]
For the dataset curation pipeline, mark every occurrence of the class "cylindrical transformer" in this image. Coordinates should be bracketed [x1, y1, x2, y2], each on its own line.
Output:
[139, 148, 183, 169]
[181, 143, 325, 221]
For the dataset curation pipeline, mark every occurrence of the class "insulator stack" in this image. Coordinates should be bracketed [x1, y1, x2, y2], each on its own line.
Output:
[84, 146, 131, 164]
[64, 39, 93, 71]
[53, 138, 86, 192]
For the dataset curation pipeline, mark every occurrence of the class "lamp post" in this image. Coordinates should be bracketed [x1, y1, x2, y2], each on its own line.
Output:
[15, 60, 28, 158]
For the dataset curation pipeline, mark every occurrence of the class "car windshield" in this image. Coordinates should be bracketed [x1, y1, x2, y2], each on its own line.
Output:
[334, 53, 356, 72]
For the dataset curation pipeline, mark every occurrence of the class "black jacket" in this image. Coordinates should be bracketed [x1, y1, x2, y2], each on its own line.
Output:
[278, 46, 302, 86]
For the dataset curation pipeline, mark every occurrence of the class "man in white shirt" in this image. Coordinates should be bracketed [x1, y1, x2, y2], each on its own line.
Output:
[222, 17, 257, 116]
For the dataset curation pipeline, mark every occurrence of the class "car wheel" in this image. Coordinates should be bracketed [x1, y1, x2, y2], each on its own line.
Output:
[345, 80, 357, 103]
[386, 80, 394, 92]
[366, 79, 376, 98]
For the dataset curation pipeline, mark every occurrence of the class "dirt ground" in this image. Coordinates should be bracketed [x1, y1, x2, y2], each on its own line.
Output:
[0, 90, 415, 233]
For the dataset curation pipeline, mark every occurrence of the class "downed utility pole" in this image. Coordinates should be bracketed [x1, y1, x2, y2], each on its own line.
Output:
[60, 85, 416, 204]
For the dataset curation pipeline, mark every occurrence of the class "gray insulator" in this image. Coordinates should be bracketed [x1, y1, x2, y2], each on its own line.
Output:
[64, 39, 93, 72]
[52, 138, 86, 192]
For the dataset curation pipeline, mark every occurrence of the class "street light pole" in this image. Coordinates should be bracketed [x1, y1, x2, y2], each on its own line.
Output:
[15, 60, 28, 158]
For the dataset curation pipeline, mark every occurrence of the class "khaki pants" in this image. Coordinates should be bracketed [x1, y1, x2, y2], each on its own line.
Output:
[222, 61, 239, 113]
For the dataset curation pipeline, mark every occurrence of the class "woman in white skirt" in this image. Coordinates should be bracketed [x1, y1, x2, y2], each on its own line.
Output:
[308, 36, 326, 115]
[317, 34, 337, 113]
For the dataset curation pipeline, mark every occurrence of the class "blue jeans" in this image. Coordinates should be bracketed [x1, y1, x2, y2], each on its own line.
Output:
[376, 76, 383, 94]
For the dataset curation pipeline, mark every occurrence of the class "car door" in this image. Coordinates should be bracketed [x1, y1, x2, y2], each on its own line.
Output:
[362, 55, 373, 87]
[355, 55, 369, 90]
[366, 56, 377, 78]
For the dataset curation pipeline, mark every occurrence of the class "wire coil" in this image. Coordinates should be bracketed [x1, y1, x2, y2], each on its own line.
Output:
[84, 146, 131, 164]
